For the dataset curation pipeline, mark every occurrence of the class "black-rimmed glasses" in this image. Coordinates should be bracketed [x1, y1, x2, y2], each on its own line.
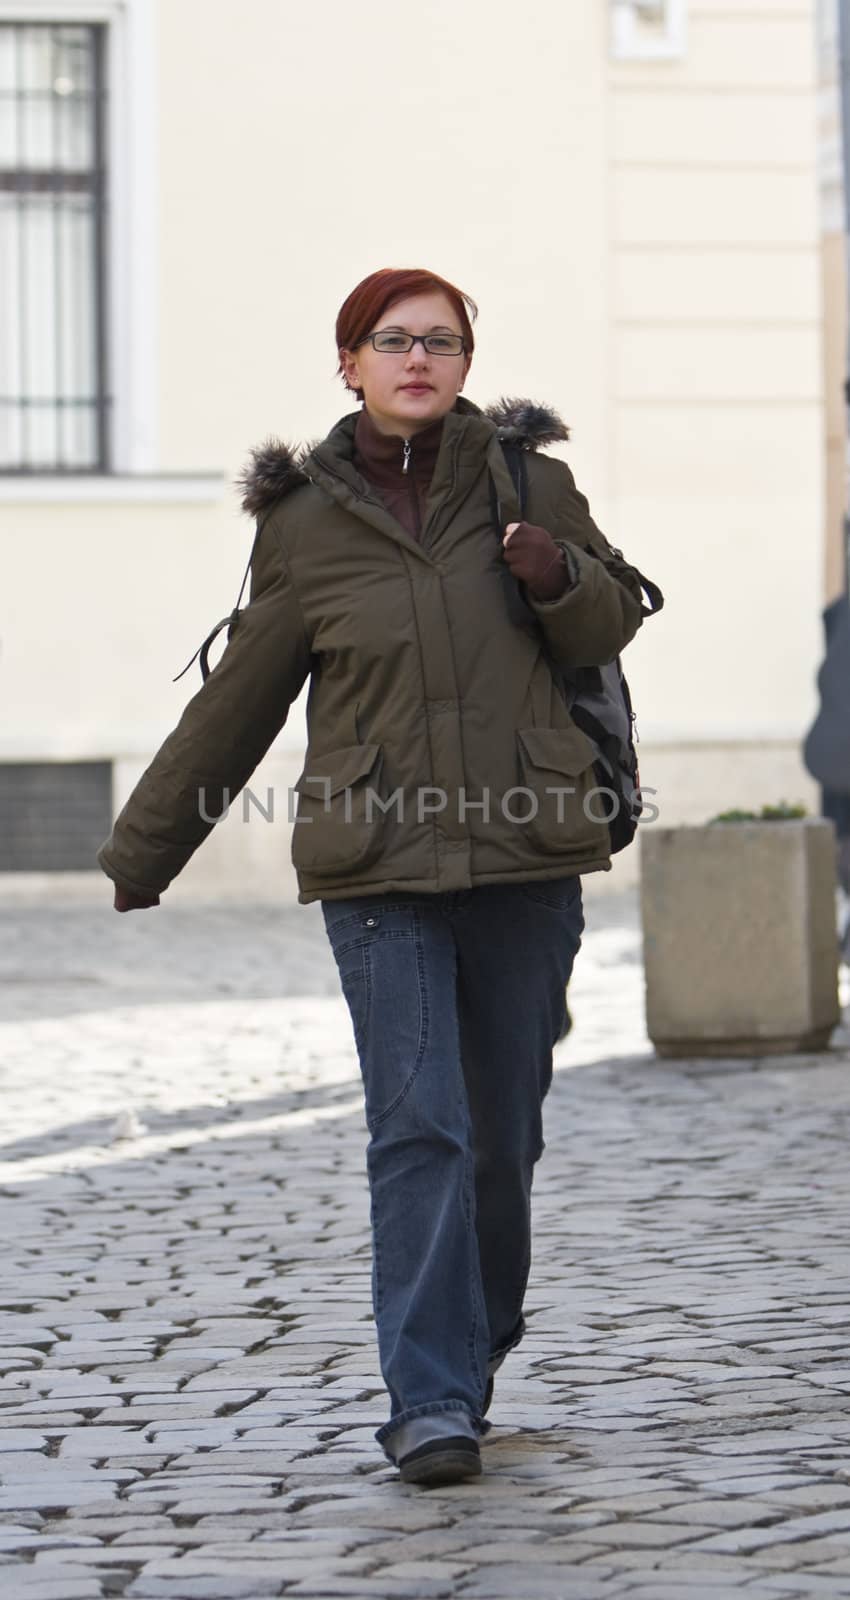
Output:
[355, 331, 466, 356]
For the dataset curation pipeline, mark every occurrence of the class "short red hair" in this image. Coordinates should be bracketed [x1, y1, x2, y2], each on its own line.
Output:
[336, 267, 477, 400]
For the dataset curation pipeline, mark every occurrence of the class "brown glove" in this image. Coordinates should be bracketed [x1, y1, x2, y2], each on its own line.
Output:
[502, 521, 572, 602]
[113, 885, 161, 912]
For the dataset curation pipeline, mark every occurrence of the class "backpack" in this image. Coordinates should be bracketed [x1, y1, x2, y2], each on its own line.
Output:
[493, 439, 664, 854]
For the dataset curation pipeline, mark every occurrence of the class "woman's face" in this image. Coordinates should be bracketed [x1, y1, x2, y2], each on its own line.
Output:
[340, 289, 472, 437]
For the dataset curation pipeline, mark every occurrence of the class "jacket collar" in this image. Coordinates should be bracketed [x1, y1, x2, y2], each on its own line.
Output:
[236, 395, 569, 520]
[310, 395, 494, 483]
[304, 399, 506, 562]
[352, 406, 445, 485]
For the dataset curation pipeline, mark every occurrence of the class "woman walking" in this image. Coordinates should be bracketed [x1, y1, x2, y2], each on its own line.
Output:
[98, 266, 650, 1486]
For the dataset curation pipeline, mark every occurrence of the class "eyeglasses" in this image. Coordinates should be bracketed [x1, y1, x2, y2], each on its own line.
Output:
[355, 330, 466, 356]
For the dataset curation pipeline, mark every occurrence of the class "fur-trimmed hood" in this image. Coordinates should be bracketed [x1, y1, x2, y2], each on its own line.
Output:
[236, 396, 569, 519]
[236, 437, 311, 519]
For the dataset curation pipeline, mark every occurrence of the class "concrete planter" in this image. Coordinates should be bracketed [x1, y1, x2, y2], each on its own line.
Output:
[640, 819, 840, 1057]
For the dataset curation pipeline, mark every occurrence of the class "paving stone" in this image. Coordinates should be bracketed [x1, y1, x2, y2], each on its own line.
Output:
[761, 1580, 850, 1593]
[126, 1580, 280, 1599]
[692, 1474, 829, 1494]
[624, 1589, 799, 1600]
[600, 1496, 771, 1527]
[563, 1488, 683, 1513]
[434, 1570, 614, 1598]
[759, 1485, 850, 1510]
[0, 1534, 103, 1552]
[687, 1509, 850, 1554]
[0, 1578, 103, 1599]
[379, 1559, 473, 1580]
[0, 1485, 120, 1512]
[754, 1538, 850, 1567]
[283, 1583, 460, 1599]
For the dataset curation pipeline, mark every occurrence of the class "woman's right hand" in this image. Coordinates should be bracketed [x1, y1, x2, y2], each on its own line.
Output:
[113, 885, 161, 912]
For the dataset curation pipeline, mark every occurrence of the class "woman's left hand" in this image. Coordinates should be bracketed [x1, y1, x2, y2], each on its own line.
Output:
[502, 521, 571, 601]
[114, 885, 161, 912]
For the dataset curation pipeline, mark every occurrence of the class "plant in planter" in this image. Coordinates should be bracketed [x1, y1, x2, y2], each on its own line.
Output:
[640, 802, 840, 1058]
[709, 801, 808, 823]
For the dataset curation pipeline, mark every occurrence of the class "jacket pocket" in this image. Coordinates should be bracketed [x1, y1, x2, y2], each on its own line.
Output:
[515, 725, 607, 855]
[291, 743, 387, 875]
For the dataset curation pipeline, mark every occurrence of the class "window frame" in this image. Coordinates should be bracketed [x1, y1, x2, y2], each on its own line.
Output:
[1, 19, 110, 472]
[0, 0, 158, 477]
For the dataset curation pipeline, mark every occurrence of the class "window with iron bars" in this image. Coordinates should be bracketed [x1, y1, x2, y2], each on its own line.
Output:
[0, 22, 109, 473]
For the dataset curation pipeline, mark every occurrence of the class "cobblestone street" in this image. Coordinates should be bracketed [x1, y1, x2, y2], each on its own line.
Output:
[1, 886, 850, 1599]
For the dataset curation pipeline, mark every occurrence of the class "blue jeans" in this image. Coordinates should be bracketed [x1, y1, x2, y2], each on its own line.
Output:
[320, 874, 584, 1463]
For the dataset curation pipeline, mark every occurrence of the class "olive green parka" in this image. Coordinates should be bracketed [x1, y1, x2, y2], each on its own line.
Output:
[97, 396, 649, 904]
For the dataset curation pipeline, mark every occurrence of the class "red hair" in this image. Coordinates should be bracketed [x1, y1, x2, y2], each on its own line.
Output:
[336, 267, 477, 399]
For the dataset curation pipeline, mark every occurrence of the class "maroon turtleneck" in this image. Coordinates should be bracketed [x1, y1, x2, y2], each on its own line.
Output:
[352, 405, 571, 602]
[352, 407, 445, 542]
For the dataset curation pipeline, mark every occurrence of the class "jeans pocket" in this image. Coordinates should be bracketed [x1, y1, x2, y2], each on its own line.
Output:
[517, 874, 582, 912]
[325, 906, 428, 1131]
[338, 957, 369, 1051]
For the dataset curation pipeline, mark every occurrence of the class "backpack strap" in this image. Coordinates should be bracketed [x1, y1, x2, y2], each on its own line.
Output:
[172, 512, 270, 683]
[492, 438, 528, 519]
[487, 435, 527, 530]
[487, 437, 541, 632]
[636, 572, 664, 618]
[493, 436, 664, 621]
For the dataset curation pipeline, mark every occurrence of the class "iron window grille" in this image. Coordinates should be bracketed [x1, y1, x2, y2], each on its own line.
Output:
[0, 22, 109, 473]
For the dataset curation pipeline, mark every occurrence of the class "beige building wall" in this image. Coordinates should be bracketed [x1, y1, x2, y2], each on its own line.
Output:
[822, 232, 847, 602]
[604, 0, 825, 893]
[0, 0, 831, 899]
[819, 0, 848, 604]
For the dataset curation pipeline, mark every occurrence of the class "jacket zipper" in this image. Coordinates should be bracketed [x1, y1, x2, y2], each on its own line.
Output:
[402, 437, 423, 537]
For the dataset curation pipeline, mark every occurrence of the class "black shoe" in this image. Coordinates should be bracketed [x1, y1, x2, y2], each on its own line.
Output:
[398, 1435, 482, 1486]
[483, 1374, 494, 1415]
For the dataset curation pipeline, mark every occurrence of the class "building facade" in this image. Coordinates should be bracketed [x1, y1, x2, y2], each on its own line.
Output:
[0, 0, 835, 896]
